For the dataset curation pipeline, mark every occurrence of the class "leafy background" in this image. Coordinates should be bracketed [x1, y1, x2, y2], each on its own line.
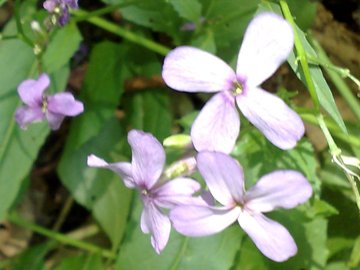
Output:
[0, 0, 359, 269]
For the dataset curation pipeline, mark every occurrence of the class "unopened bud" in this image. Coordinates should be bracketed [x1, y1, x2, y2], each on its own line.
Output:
[163, 134, 192, 149]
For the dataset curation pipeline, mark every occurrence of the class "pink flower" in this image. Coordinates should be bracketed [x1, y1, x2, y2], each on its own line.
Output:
[162, 12, 304, 153]
[15, 73, 84, 130]
[170, 151, 312, 262]
[87, 130, 201, 254]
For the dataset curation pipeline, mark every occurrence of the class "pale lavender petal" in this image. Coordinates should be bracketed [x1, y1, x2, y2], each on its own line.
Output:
[153, 177, 201, 208]
[236, 87, 304, 150]
[87, 154, 135, 188]
[197, 151, 244, 206]
[236, 13, 294, 87]
[170, 205, 240, 237]
[162, 46, 236, 93]
[245, 170, 312, 212]
[15, 106, 45, 129]
[43, 0, 57, 12]
[191, 92, 239, 153]
[46, 111, 65, 130]
[238, 211, 297, 262]
[47, 92, 84, 116]
[128, 130, 165, 189]
[18, 73, 49, 107]
[140, 201, 171, 254]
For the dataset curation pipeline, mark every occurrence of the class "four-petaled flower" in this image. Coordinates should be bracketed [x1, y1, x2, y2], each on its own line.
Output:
[43, 0, 78, 26]
[15, 73, 84, 130]
[170, 151, 312, 262]
[162, 12, 304, 153]
[87, 130, 201, 254]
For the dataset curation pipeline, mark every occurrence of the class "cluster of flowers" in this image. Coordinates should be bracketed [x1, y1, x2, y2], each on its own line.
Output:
[86, 13, 312, 262]
[43, 0, 78, 26]
[15, 11, 313, 262]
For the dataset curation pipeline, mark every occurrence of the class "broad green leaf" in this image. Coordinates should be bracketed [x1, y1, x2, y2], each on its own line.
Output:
[124, 89, 172, 141]
[43, 23, 82, 73]
[116, 198, 242, 270]
[0, 40, 48, 219]
[12, 243, 49, 270]
[349, 236, 360, 267]
[54, 254, 103, 270]
[58, 42, 131, 248]
[169, 0, 202, 22]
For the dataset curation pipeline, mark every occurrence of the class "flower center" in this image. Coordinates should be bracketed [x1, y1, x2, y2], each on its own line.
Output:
[41, 96, 48, 113]
[231, 80, 244, 96]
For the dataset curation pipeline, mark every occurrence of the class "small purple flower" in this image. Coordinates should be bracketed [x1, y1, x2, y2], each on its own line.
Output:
[170, 151, 312, 262]
[15, 73, 84, 130]
[87, 130, 201, 254]
[162, 12, 304, 153]
[43, 0, 78, 26]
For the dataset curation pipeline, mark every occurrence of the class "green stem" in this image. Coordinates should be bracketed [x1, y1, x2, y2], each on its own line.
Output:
[73, 9, 170, 56]
[73, 1, 139, 22]
[8, 212, 116, 259]
[300, 113, 360, 147]
[14, 0, 34, 48]
[279, 0, 320, 111]
[308, 37, 360, 120]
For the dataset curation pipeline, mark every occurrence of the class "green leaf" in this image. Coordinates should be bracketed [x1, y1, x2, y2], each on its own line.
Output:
[43, 23, 82, 73]
[0, 39, 48, 219]
[58, 42, 131, 248]
[0, 0, 6, 7]
[349, 236, 360, 267]
[12, 243, 49, 270]
[169, 0, 202, 22]
[54, 254, 103, 270]
[116, 198, 242, 270]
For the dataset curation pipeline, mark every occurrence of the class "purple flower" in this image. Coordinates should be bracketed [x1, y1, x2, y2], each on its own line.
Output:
[15, 73, 84, 130]
[170, 151, 312, 262]
[87, 130, 201, 254]
[162, 12, 304, 153]
[43, 0, 78, 26]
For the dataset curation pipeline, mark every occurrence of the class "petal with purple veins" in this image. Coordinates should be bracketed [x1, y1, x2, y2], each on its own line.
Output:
[87, 154, 135, 188]
[191, 92, 239, 153]
[162, 46, 236, 93]
[153, 177, 202, 208]
[236, 13, 294, 88]
[128, 130, 165, 189]
[245, 170, 312, 213]
[238, 211, 297, 262]
[170, 205, 240, 237]
[236, 87, 304, 150]
[140, 201, 171, 254]
[197, 151, 244, 205]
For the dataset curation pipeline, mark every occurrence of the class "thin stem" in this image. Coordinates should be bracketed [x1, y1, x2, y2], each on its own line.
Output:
[14, 0, 34, 47]
[279, 0, 320, 111]
[73, 1, 139, 22]
[308, 37, 360, 119]
[52, 196, 74, 231]
[8, 212, 116, 259]
[73, 9, 170, 56]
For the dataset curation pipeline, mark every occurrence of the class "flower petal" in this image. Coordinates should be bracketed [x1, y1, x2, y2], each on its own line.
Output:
[238, 211, 297, 262]
[191, 92, 239, 153]
[47, 92, 84, 116]
[153, 177, 202, 208]
[170, 205, 240, 237]
[162, 46, 236, 92]
[236, 13, 294, 87]
[15, 106, 45, 129]
[128, 130, 165, 189]
[140, 201, 171, 254]
[87, 154, 135, 188]
[197, 151, 244, 205]
[18, 73, 49, 107]
[236, 87, 304, 150]
[245, 170, 312, 212]
[46, 112, 65, 130]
